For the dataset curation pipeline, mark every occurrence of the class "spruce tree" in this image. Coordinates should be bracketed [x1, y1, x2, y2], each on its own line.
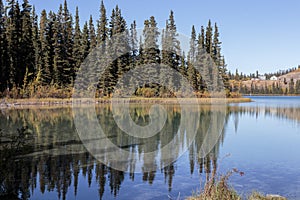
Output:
[97, 0, 107, 44]
[198, 26, 205, 50]
[188, 25, 197, 62]
[89, 15, 97, 49]
[81, 22, 90, 60]
[63, 0, 74, 85]
[0, 0, 8, 92]
[32, 6, 43, 86]
[6, 0, 22, 88]
[143, 16, 160, 64]
[162, 10, 181, 71]
[129, 20, 138, 62]
[73, 7, 82, 77]
[187, 25, 198, 91]
[38, 10, 55, 85]
[53, 4, 64, 85]
[105, 6, 130, 96]
[205, 20, 213, 55]
[47, 11, 56, 84]
[54, 1, 74, 86]
[142, 16, 160, 92]
[161, 11, 181, 92]
[21, 0, 34, 84]
[212, 23, 221, 66]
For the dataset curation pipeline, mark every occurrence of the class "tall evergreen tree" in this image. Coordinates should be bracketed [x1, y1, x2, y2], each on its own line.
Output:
[97, 0, 107, 44]
[143, 16, 160, 64]
[6, 0, 22, 88]
[21, 0, 34, 83]
[53, 4, 64, 85]
[212, 23, 221, 66]
[212, 23, 229, 91]
[0, 0, 8, 91]
[81, 22, 90, 60]
[205, 20, 213, 55]
[162, 10, 181, 70]
[89, 15, 96, 49]
[198, 26, 205, 50]
[47, 11, 56, 84]
[161, 11, 181, 92]
[187, 26, 198, 91]
[129, 20, 138, 60]
[31, 6, 42, 85]
[53, 1, 74, 86]
[63, 0, 74, 84]
[188, 25, 197, 62]
[72, 7, 82, 76]
[105, 6, 130, 95]
[142, 16, 160, 91]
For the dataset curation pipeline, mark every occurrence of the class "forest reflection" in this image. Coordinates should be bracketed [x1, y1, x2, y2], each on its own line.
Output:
[0, 104, 299, 200]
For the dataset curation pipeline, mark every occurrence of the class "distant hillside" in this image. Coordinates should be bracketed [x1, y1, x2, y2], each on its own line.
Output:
[278, 69, 300, 83]
[232, 68, 300, 95]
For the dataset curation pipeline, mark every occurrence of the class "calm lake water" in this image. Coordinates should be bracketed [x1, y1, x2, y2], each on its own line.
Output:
[0, 96, 300, 200]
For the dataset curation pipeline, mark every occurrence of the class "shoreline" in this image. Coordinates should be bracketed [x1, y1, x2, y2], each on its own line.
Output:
[0, 97, 252, 109]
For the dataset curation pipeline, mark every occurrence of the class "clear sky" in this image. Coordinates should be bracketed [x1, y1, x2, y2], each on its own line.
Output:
[27, 0, 300, 74]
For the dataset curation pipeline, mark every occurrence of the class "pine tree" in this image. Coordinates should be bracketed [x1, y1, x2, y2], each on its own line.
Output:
[72, 7, 82, 77]
[212, 23, 221, 66]
[141, 16, 160, 93]
[6, 0, 22, 88]
[89, 15, 96, 49]
[162, 10, 181, 70]
[104, 5, 130, 96]
[188, 26, 197, 62]
[20, 0, 34, 86]
[32, 6, 43, 85]
[187, 26, 198, 91]
[129, 20, 138, 62]
[0, 0, 8, 92]
[198, 26, 205, 50]
[205, 20, 213, 55]
[187, 58, 198, 92]
[81, 22, 90, 60]
[47, 11, 56, 84]
[54, 1, 74, 86]
[53, 4, 64, 85]
[143, 16, 160, 64]
[97, 0, 107, 44]
[63, 0, 74, 84]
[161, 11, 181, 92]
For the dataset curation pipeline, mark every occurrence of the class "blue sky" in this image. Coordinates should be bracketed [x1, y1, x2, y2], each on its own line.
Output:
[27, 0, 300, 74]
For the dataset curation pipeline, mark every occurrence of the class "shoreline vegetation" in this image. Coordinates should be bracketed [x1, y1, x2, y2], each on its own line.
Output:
[0, 97, 252, 108]
[186, 169, 287, 200]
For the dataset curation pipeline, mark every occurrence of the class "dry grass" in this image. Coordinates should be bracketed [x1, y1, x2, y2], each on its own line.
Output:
[0, 97, 252, 108]
[187, 170, 241, 200]
[186, 168, 286, 200]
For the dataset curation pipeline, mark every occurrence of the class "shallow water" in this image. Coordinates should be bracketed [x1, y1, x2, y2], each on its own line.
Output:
[0, 97, 299, 199]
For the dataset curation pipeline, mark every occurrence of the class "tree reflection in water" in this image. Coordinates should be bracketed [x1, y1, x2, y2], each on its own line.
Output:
[1, 104, 298, 199]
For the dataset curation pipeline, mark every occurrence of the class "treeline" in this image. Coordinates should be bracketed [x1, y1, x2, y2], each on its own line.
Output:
[229, 66, 300, 81]
[0, 0, 230, 98]
[230, 78, 300, 95]
[241, 79, 300, 95]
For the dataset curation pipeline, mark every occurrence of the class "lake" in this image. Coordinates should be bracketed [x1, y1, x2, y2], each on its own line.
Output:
[0, 96, 300, 200]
